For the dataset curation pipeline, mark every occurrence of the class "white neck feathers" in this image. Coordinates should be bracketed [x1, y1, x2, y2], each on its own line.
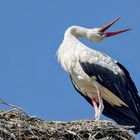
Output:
[64, 26, 89, 39]
[57, 26, 89, 72]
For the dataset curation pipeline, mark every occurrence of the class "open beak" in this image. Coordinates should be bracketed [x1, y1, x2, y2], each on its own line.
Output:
[99, 17, 131, 37]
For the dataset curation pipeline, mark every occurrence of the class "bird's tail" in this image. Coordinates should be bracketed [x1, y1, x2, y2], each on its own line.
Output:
[99, 86, 140, 134]
[102, 99, 140, 134]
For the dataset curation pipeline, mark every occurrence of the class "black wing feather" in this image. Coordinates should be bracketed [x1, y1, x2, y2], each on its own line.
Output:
[117, 62, 140, 112]
[79, 61, 140, 133]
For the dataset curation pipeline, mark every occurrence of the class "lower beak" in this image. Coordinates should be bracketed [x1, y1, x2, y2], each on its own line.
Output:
[99, 17, 131, 37]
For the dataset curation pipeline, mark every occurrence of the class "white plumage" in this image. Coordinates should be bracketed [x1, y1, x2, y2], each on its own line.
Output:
[57, 18, 140, 134]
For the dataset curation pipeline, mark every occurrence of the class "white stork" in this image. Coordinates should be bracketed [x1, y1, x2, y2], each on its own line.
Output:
[57, 17, 140, 133]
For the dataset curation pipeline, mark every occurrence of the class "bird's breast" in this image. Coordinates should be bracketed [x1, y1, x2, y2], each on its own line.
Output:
[71, 73, 99, 99]
[58, 46, 100, 99]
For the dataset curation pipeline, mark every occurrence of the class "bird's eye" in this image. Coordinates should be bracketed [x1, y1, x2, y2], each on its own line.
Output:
[98, 32, 104, 36]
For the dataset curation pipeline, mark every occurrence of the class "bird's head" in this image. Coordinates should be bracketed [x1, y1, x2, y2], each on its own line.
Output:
[87, 17, 131, 42]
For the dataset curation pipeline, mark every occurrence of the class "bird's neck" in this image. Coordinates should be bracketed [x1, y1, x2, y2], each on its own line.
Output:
[57, 26, 89, 72]
[65, 26, 89, 39]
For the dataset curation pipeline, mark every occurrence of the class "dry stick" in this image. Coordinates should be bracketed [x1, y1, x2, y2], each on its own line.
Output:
[0, 101, 136, 140]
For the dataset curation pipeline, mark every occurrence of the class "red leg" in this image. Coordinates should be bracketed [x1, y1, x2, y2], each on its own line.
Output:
[92, 98, 98, 120]
[97, 91, 104, 120]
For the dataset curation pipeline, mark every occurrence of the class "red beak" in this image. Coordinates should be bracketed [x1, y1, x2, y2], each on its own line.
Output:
[99, 17, 131, 37]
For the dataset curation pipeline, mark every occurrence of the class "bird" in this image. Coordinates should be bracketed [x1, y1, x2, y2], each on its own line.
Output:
[57, 17, 140, 133]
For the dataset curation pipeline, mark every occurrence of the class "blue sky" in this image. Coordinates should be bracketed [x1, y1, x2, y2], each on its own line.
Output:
[0, 0, 140, 138]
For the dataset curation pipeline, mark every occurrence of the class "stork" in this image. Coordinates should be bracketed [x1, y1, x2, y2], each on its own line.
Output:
[57, 17, 140, 133]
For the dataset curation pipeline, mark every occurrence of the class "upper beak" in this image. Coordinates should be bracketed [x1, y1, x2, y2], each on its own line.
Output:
[99, 17, 131, 37]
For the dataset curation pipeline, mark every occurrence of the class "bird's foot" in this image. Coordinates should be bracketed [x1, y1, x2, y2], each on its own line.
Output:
[95, 116, 100, 122]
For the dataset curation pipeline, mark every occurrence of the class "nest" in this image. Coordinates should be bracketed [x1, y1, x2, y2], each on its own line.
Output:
[0, 100, 135, 140]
